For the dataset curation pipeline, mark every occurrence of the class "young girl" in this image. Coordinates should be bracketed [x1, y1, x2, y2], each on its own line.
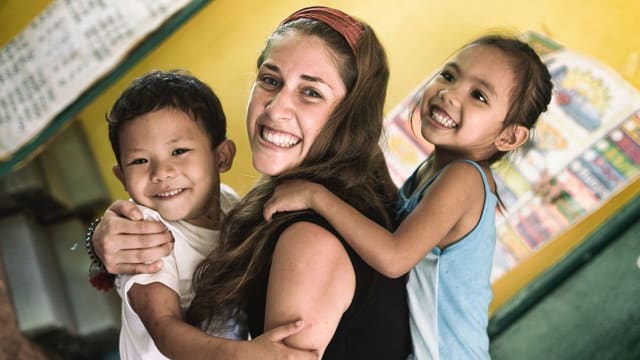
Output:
[264, 34, 553, 360]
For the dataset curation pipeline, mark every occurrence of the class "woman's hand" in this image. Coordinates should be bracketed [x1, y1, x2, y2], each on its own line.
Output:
[263, 180, 324, 222]
[92, 200, 173, 274]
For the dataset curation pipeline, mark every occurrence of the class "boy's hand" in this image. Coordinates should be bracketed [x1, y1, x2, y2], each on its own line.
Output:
[93, 200, 173, 274]
[263, 180, 322, 222]
[250, 320, 318, 360]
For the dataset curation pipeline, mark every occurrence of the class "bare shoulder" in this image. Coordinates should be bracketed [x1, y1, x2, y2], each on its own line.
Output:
[272, 220, 355, 304]
[276, 220, 348, 261]
[266, 220, 355, 352]
[435, 161, 490, 194]
[421, 161, 489, 214]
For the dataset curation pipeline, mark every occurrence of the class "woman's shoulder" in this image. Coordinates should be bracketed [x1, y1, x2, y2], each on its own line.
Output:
[277, 216, 344, 255]
[273, 214, 353, 283]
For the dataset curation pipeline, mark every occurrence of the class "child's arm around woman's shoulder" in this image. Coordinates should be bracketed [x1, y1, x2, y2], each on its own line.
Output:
[264, 161, 488, 278]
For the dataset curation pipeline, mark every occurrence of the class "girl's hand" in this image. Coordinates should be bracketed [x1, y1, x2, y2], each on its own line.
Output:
[263, 180, 323, 221]
[249, 320, 318, 360]
[93, 200, 173, 274]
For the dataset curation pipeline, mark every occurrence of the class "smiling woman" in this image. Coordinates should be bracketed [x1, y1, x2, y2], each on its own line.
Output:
[246, 33, 347, 176]
[186, 7, 411, 359]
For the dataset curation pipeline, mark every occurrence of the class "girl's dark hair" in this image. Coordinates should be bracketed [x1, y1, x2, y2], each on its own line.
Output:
[107, 69, 227, 166]
[468, 35, 553, 164]
[186, 18, 396, 331]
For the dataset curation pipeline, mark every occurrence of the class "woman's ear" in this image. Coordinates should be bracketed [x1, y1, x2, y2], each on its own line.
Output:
[495, 125, 530, 152]
[112, 164, 127, 190]
[215, 139, 236, 173]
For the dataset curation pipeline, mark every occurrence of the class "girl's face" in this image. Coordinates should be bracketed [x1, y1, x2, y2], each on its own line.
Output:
[419, 44, 516, 160]
[246, 31, 347, 176]
[113, 108, 221, 228]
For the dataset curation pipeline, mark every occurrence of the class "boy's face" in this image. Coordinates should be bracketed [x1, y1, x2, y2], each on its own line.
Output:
[113, 108, 234, 229]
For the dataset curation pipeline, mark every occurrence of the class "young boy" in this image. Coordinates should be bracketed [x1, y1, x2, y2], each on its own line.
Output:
[107, 70, 242, 358]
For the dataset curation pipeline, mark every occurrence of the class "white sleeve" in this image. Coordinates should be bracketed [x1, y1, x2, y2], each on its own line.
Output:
[219, 183, 239, 214]
[115, 205, 181, 301]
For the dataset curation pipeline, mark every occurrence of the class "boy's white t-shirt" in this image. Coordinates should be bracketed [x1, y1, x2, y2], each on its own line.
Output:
[116, 184, 246, 359]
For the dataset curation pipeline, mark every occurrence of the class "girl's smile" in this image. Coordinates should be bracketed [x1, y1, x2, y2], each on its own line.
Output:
[419, 44, 515, 161]
[427, 106, 458, 129]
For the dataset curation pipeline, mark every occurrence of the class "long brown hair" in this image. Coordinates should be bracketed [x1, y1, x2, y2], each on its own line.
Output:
[186, 16, 396, 331]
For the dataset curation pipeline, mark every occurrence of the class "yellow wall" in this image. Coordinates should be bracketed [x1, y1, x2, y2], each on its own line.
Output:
[5, 0, 638, 198]
[3, 0, 640, 312]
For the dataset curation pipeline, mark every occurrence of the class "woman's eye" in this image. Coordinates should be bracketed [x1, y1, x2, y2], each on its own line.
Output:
[128, 158, 147, 166]
[302, 88, 322, 98]
[173, 148, 190, 156]
[259, 75, 280, 88]
[471, 90, 487, 103]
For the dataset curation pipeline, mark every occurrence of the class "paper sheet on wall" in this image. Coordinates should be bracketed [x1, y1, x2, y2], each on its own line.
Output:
[0, 0, 191, 161]
[382, 32, 640, 282]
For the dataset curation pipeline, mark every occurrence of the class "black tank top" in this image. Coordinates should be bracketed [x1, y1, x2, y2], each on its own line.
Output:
[246, 213, 411, 359]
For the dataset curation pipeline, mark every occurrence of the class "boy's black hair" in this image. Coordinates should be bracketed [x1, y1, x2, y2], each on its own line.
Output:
[107, 69, 226, 165]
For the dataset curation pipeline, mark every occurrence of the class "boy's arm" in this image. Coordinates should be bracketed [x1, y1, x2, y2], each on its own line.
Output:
[128, 283, 317, 360]
[264, 163, 483, 278]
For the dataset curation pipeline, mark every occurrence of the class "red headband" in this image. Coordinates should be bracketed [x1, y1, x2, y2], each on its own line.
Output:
[279, 6, 363, 53]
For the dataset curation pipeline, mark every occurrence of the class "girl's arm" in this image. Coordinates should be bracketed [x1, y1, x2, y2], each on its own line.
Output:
[264, 221, 355, 358]
[128, 283, 317, 360]
[264, 162, 486, 278]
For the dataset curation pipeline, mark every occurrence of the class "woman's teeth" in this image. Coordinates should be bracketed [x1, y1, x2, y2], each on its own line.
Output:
[261, 127, 300, 147]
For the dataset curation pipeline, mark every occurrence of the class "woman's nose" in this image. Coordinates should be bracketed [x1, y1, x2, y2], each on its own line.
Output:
[266, 88, 295, 120]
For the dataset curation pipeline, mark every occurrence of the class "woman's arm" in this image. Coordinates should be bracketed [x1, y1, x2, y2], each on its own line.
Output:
[92, 200, 173, 274]
[264, 162, 485, 278]
[129, 283, 317, 360]
[264, 221, 355, 358]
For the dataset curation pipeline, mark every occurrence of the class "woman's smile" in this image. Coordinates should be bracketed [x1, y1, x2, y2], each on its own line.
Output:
[260, 125, 301, 148]
[246, 31, 346, 176]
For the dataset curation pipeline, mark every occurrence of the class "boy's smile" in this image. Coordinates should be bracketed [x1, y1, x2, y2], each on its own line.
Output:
[113, 108, 221, 229]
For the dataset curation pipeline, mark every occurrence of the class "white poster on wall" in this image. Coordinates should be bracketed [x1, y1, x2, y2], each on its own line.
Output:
[0, 0, 191, 161]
